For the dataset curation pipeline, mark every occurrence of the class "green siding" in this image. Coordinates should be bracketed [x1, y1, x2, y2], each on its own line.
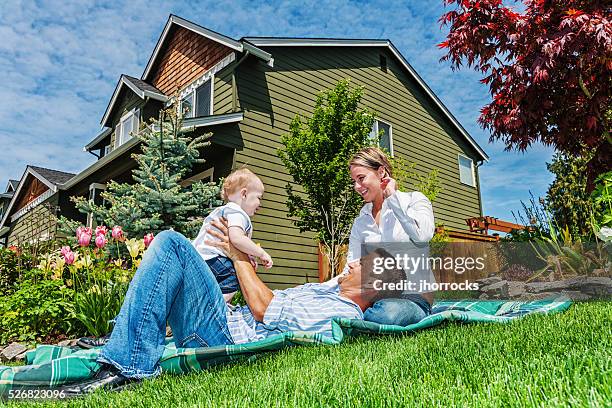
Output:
[232, 47, 484, 286]
[213, 69, 236, 115]
[7, 193, 60, 246]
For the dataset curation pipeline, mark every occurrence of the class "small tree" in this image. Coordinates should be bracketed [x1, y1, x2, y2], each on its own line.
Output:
[545, 151, 596, 237]
[278, 79, 376, 276]
[68, 107, 221, 239]
[390, 155, 442, 203]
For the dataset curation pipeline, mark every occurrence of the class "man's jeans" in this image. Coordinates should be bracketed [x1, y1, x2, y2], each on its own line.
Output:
[363, 295, 432, 327]
[98, 231, 234, 379]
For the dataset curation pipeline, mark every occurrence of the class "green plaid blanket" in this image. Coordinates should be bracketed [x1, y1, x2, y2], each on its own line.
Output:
[0, 296, 572, 397]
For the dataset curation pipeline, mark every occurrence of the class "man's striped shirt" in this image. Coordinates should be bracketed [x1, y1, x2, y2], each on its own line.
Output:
[225, 282, 363, 344]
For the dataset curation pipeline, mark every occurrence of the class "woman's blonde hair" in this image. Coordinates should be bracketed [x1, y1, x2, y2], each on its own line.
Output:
[349, 147, 393, 177]
[221, 168, 260, 202]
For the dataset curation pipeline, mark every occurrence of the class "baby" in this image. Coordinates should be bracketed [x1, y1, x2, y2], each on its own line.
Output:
[192, 168, 273, 301]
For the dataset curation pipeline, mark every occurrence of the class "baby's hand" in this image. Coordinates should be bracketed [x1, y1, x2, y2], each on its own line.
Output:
[249, 255, 258, 271]
[260, 251, 273, 269]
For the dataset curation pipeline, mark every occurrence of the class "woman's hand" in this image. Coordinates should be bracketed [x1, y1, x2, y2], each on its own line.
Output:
[204, 217, 249, 262]
[381, 176, 397, 199]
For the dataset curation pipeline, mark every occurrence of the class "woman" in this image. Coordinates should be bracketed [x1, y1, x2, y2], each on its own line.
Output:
[330, 146, 435, 326]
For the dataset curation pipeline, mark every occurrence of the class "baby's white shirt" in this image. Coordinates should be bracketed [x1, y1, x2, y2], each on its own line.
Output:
[192, 202, 253, 260]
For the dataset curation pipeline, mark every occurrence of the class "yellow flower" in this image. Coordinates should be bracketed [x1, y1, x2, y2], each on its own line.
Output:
[114, 259, 124, 268]
[38, 259, 50, 272]
[87, 284, 101, 295]
[66, 279, 73, 287]
[38, 253, 53, 273]
[55, 257, 66, 274]
[134, 259, 142, 268]
[74, 253, 92, 270]
[125, 238, 144, 259]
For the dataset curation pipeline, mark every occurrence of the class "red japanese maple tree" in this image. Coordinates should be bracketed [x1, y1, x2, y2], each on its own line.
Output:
[439, 0, 611, 188]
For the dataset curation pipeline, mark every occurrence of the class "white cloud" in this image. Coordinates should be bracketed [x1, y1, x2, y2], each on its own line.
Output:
[0, 0, 554, 224]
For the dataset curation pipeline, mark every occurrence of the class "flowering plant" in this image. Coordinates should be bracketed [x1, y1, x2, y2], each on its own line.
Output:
[47, 225, 155, 337]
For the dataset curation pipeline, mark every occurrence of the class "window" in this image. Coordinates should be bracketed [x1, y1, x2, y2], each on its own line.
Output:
[369, 119, 393, 155]
[87, 183, 107, 228]
[115, 109, 139, 148]
[180, 79, 213, 118]
[458, 154, 476, 187]
[181, 92, 194, 118]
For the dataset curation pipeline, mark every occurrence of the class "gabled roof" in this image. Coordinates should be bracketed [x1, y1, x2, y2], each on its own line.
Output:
[243, 37, 489, 162]
[28, 166, 76, 186]
[100, 74, 168, 127]
[84, 127, 113, 152]
[7, 180, 19, 192]
[0, 166, 76, 230]
[141, 15, 273, 82]
[64, 111, 245, 191]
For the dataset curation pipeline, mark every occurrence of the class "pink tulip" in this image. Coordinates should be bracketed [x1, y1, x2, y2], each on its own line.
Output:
[111, 226, 124, 240]
[143, 233, 155, 248]
[60, 246, 71, 257]
[76, 226, 92, 240]
[64, 250, 76, 265]
[78, 232, 92, 247]
[95, 234, 108, 249]
[95, 225, 108, 237]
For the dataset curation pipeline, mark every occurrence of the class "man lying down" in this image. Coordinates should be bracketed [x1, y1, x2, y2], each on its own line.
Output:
[60, 218, 404, 396]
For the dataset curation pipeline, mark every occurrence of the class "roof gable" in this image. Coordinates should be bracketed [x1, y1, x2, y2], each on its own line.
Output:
[141, 15, 273, 83]
[242, 37, 488, 162]
[100, 75, 167, 127]
[0, 166, 75, 229]
[147, 25, 235, 95]
[7, 180, 18, 193]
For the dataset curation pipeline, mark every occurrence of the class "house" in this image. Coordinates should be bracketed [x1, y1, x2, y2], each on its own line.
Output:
[0, 167, 75, 247]
[0, 15, 488, 288]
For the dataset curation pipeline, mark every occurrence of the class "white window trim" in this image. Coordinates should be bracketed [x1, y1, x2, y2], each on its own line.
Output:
[87, 183, 107, 228]
[179, 76, 214, 118]
[178, 53, 234, 100]
[370, 118, 394, 156]
[458, 153, 476, 187]
[115, 108, 140, 149]
[181, 167, 214, 187]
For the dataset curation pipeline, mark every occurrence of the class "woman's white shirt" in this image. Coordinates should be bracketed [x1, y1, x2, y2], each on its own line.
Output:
[324, 190, 435, 285]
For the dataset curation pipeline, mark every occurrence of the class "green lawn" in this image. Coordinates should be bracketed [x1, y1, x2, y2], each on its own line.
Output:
[9, 302, 611, 407]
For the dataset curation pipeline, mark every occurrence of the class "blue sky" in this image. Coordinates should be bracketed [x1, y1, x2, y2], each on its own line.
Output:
[0, 0, 554, 222]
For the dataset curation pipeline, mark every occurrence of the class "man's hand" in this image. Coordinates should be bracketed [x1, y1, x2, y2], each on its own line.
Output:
[249, 255, 258, 270]
[205, 217, 273, 321]
[205, 218, 249, 262]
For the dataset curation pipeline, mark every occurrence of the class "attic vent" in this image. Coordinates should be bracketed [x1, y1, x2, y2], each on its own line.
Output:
[379, 55, 387, 72]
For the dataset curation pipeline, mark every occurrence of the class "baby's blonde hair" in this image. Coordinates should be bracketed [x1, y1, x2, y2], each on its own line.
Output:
[221, 168, 261, 202]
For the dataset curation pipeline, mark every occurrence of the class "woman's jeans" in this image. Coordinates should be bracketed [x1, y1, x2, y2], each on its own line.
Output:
[363, 295, 432, 326]
[98, 231, 234, 379]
